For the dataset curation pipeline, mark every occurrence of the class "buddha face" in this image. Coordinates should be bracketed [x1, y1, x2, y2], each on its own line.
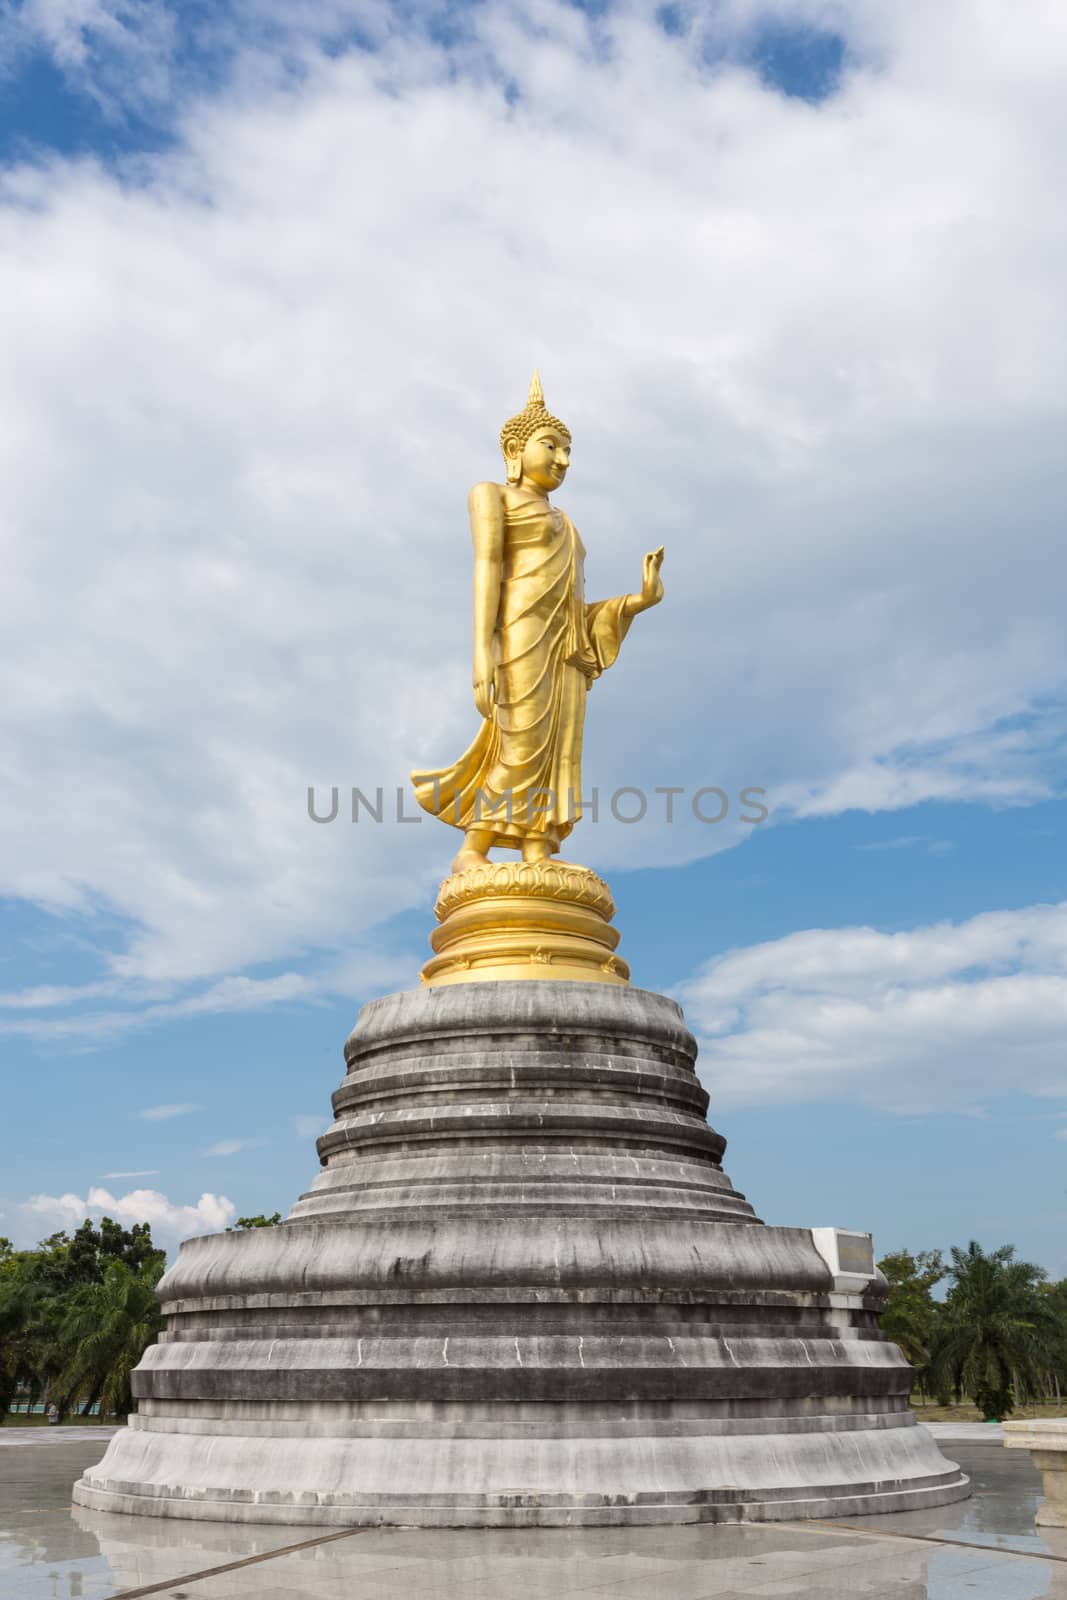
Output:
[518, 426, 571, 493]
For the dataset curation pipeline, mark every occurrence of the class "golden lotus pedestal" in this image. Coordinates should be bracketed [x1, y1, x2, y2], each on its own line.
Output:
[420, 861, 630, 987]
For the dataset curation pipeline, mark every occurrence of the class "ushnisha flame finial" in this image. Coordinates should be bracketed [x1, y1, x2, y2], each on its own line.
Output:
[498, 369, 571, 455]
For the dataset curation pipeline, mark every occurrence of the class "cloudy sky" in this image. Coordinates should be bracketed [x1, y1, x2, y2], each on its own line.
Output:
[2, 0, 1065, 1272]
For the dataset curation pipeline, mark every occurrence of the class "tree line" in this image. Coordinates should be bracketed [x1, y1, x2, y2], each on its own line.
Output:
[1, 1222, 1064, 1423]
[880, 1241, 1067, 1420]
[0, 1214, 279, 1421]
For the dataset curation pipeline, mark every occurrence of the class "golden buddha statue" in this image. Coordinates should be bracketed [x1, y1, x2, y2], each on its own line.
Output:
[412, 372, 664, 874]
[411, 374, 664, 988]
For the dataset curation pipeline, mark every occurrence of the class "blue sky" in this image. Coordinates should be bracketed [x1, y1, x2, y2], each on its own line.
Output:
[1, 0, 1065, 1276]
[0, 4, 848, 166]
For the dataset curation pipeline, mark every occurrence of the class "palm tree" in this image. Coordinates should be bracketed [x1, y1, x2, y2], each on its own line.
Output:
[929, 1241, 1057, 1420]
[53, 1261, 163, 1418]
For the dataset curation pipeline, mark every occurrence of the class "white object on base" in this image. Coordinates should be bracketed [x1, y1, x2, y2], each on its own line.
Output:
[1003, 1419, 1067, 1527]
[810, 1228, 878, 1296]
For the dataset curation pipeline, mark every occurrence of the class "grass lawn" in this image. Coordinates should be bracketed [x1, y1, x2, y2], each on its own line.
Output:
[912, 1399, 1067, 1422]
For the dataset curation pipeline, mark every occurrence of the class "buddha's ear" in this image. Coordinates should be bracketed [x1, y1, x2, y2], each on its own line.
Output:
[502, 435, 523, 485]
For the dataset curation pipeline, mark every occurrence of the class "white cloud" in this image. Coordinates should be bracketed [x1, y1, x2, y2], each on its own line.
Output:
[0, 980, 123, 1009]
[100, 1169, 159, 1178]
[137, 1102, 200, 1121]
[202, 1138, 262, 1157]
[853, 835, 956, 855]
[293, 1114, 325, 1139]
[0, 954, 416, 1045]
[17, 1185, 235, 1249]
[853, 836, 930, 853]
[1, 0, 1065, 1030]
[0, 0, 177, 107]
[0, 980, 309, 1044]
[678, 901, 1067, 1115]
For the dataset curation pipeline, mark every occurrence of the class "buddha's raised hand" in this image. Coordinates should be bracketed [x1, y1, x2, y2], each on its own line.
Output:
[624, 546, 665, 617]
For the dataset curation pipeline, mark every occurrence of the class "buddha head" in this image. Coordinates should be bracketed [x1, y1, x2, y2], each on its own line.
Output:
[500, 371, 572, 490]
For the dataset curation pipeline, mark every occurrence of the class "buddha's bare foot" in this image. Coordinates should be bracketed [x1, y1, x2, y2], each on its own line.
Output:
[521, 843, 554, 864]
[451, 847, 490, 874]
[520, 847, 584, 867]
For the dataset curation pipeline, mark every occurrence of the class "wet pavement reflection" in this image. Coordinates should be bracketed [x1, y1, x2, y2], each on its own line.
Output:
[3, 1424, 1066, 1599]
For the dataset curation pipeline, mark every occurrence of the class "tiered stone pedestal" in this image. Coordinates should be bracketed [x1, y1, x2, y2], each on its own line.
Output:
[74, 981, 968, 1525]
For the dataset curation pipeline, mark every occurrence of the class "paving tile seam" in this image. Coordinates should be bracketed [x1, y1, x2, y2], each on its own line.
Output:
[806, 1517, 1064, 1563]
[98, 1513, 1056, 1600]
[102, 1524, 372, 1600]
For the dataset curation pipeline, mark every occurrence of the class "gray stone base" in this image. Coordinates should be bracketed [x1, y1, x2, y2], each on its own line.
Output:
[74, 983, 968, 1525]
[73, 1418, 966, 1526]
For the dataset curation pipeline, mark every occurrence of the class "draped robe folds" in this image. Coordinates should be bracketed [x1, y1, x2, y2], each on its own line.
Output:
[412, 496, 631, 850]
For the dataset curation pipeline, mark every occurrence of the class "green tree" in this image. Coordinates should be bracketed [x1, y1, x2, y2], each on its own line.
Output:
[930, 1241, 1057, 1420]
[0, 1244, 68, 1415]
[227, 1213, 281, 1230]
[0, 1255, 38, 1415]
[0, 1217, 166, 1421]
[62, 1218, 165, 1289]
[52, 1260, 164, 1418]
[878, 1249, 945, 1378]
[1040, 1278, 1067, 1403]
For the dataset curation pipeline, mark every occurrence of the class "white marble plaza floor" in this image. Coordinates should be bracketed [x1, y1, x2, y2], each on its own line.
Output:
[3, 1423, 1066, 1600]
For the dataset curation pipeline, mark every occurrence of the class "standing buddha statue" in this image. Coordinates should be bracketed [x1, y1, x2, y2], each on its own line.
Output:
[412, 372, 664, 878]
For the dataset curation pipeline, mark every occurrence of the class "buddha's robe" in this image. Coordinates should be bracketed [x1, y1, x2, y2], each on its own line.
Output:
[412, 495, 631, 850]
